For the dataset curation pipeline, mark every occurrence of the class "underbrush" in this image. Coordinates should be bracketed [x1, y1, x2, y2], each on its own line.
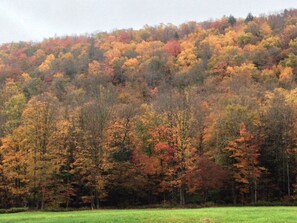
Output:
[0, 207, 29, 214]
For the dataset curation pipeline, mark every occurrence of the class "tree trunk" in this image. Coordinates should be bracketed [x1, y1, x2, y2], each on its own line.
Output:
[179, 186, 185, 206]
[41, 189, 45, 210]
[254, 180, 257, 203]
[286, 156, 290, 196]
[231, 181, 237, 204]
[95, 192, 100, 209]
[91, 192, 94, 210]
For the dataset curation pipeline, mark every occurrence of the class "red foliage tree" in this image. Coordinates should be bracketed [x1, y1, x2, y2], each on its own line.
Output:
[164, 40, 181, 57]
[225, 123, 263, 203]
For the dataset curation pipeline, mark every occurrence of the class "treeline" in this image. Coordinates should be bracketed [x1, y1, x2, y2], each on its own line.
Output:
[0, 10, 297, 209]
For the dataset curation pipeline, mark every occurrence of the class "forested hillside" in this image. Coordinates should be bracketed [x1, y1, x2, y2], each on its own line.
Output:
[1, 9, 297, 209]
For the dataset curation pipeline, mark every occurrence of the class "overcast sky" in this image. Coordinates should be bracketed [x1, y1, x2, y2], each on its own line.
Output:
[0, 0, 296, 43]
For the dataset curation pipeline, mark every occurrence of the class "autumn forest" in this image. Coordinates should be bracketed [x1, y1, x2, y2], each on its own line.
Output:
[0, 10, 297, 210]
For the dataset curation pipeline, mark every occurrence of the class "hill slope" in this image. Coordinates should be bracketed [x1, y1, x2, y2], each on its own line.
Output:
[0, 10, 297, 208]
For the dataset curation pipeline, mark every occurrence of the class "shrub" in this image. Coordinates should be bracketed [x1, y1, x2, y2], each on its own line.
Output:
[0, 207, 28, 214]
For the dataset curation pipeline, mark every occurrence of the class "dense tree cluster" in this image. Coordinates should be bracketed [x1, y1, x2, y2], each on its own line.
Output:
[1, 10, 297, 209]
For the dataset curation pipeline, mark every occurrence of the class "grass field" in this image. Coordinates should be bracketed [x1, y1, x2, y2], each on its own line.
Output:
[0, 207, 296, 223]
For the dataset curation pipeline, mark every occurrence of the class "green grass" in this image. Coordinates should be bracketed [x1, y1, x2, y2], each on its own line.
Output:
[0, 207, 296, 223]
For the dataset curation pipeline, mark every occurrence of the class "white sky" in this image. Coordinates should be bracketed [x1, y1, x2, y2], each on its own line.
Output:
[0, 0, 296, 43]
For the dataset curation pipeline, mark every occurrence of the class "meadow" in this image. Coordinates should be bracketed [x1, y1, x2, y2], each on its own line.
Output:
[0, 207, 296, 223]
